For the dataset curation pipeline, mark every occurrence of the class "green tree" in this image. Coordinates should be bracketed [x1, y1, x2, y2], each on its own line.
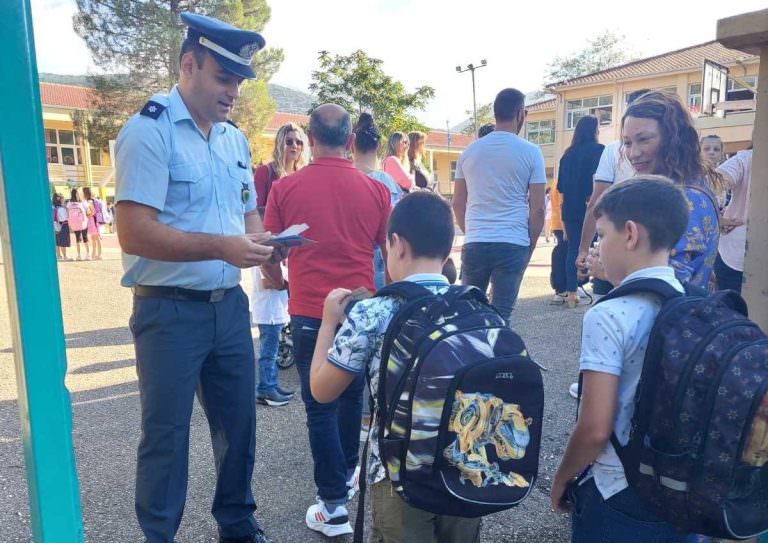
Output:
[73, 0, 282, 153]
[461, 102, 493, 135]
[308, 50, 435, 142]
[545, 31, 635, 86]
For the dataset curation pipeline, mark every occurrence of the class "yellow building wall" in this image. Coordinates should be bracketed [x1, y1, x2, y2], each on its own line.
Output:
[431, 151, 462, 197]
[525, 108, 557, 177]
[553, 64, 759, 175]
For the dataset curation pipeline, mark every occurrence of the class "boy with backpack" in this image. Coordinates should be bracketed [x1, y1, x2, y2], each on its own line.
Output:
[553, 175, 768, 542]
[551, 176, 692, 541]
[309, 192, 543, 542]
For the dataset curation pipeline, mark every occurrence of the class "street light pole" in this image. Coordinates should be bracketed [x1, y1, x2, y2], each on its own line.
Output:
[456, 59, 487, 138]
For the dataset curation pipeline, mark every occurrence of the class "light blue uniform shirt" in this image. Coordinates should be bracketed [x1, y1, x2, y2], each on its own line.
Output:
[115, 86, 257, 290]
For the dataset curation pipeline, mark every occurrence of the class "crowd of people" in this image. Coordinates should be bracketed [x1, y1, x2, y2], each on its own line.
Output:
[107, 11, 763, 543]
[52, 187, 113, 261]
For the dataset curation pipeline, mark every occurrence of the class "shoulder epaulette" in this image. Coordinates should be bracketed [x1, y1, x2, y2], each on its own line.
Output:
[140, 100, 166, 119]
[226, 119, 239, 129]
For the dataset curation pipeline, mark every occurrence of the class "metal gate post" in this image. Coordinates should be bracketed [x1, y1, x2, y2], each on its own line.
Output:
[0, 1, 84, 541]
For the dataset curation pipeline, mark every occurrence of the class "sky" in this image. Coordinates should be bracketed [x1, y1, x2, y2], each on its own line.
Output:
[31, 0, 766, 129]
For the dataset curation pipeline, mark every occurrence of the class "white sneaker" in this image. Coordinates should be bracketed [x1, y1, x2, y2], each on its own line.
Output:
[346, 465, 360, 500]
[569, 382, 579, 399]
[305, 499, 353, 537]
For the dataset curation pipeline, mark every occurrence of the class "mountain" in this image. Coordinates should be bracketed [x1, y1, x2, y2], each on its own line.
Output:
[38, 73, 313, 114]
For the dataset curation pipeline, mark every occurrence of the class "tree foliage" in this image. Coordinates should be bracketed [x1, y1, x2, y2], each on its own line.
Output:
[460, 102, 494, 135]
[308, 50, 435, 141]
[545, 31, 634, 86]
[73, 0, 282, 152]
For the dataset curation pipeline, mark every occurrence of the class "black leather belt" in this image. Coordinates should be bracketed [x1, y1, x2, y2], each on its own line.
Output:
[132, 285, 234, 303]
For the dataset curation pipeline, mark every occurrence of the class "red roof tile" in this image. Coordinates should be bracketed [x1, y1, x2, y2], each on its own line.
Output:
[425, 130, 473, 148]
[550, 41, 758, 90]
[266, 112, 309, 130]
[264, 112, 472, 150]
[39, 82, 94, 109]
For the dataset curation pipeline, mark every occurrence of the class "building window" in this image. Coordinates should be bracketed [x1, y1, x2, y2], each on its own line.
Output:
[526, 120, 555, 145]
[688, 83, 702, 113]
[90, 148, 103, 166]
[450, 160, 457, 182]
[45, 128, 81, 165]
[566, 95, 613, 129]
[726, 75, 757, 111]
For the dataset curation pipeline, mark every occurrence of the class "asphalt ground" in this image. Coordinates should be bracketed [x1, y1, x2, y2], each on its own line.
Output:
[0, 236, 587, 542]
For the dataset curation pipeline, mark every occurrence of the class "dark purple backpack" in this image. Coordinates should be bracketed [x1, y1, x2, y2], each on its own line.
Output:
[596, 279, 768, 540]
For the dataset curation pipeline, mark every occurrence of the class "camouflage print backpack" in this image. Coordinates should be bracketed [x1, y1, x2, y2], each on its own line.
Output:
[353, 282, 544, 543]
[596, 278, 768, 540]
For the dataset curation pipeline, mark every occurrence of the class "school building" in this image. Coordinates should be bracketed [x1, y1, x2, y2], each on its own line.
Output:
[527, 40, 759, 182]
[38, 83, 474, 200]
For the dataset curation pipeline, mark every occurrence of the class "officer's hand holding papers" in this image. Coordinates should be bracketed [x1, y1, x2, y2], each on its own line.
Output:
[221, 231, 274, 268]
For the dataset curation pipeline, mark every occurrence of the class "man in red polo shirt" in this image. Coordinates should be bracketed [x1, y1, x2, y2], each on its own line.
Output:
[263, 103, 390, 537]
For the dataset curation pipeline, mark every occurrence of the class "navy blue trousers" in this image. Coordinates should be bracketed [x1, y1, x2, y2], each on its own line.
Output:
[292, 315, 364, 504]
[131, 287, 259, 543]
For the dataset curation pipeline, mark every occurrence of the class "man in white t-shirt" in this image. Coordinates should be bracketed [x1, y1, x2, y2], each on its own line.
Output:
[452, 88, 547, 324]
[575, 89, 649, 286]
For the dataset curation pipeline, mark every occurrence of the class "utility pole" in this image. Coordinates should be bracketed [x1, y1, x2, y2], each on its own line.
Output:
[456, 60, 487, 138]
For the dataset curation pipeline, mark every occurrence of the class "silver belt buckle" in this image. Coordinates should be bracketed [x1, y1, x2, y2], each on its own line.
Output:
[209, 289, 226, 303]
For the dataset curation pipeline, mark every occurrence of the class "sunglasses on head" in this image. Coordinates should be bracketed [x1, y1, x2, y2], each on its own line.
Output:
[285, 138, 303, 146]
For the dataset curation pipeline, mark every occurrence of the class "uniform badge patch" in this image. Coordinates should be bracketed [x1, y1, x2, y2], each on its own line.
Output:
[241, 182, 251, 205]
[140, 100, 166, 119]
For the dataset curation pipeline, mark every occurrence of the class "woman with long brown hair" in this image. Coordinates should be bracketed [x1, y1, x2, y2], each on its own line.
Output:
[619, 90, 723, 290]
[253, 122, 308, 211]
[408, 130, 431, 189]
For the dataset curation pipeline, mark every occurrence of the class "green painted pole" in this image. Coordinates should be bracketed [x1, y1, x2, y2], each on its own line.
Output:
[0, 1, 84, 541]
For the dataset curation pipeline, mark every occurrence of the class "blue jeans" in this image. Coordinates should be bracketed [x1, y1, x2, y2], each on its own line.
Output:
[714, 253, 743, 293]
[256, 324, 282, 395]
[460, 242, 530, 324]
[132, 287, 259, 542]
[373, 245, 385, 290]
[291, 315, 365, 504]
[570, 478, 688, 543]
[563, 219, 584, 293]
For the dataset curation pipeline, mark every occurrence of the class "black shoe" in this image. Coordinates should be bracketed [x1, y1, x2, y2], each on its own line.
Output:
[275, 385, 295, 397]
[256, 390, 291, 407]
[219, 529, 271, 543]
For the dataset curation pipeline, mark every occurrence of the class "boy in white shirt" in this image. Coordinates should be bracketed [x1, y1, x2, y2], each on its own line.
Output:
[552, 176, 691, 542]
[251, 265, 294, 406]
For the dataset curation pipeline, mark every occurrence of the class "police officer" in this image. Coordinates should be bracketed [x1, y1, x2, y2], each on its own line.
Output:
[115, 12, 276, 543]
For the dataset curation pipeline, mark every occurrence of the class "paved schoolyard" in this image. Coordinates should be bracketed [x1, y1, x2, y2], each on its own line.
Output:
[0, 237, 586, 542]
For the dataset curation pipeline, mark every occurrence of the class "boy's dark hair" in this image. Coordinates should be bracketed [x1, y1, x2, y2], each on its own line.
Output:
[478, 123, 495, 138]
[387, 192, 455, 260]
[594, 175, 688, 251]
[493, 88, 525, 122]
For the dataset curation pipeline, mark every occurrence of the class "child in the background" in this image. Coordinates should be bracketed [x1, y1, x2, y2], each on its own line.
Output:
[251, 264, 294, 406]
[53, 192, 72, 261]
[700, 134, 724, 167]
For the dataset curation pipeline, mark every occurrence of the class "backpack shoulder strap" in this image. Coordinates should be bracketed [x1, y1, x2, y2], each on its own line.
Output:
[442, 284, 488, 304]
[375, 281, 434, 301]
[596, 278, 683, 306]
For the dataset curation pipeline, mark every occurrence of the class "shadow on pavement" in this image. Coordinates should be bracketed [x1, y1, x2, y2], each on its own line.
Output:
[70, 358, 135, 375]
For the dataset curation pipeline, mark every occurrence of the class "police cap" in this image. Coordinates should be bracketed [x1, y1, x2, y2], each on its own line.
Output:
[180, 12, 265, 80]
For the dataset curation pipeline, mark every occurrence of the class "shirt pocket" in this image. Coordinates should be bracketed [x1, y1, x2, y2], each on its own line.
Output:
[226, 164, 249, 214]
[167, 162, 209, 214]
